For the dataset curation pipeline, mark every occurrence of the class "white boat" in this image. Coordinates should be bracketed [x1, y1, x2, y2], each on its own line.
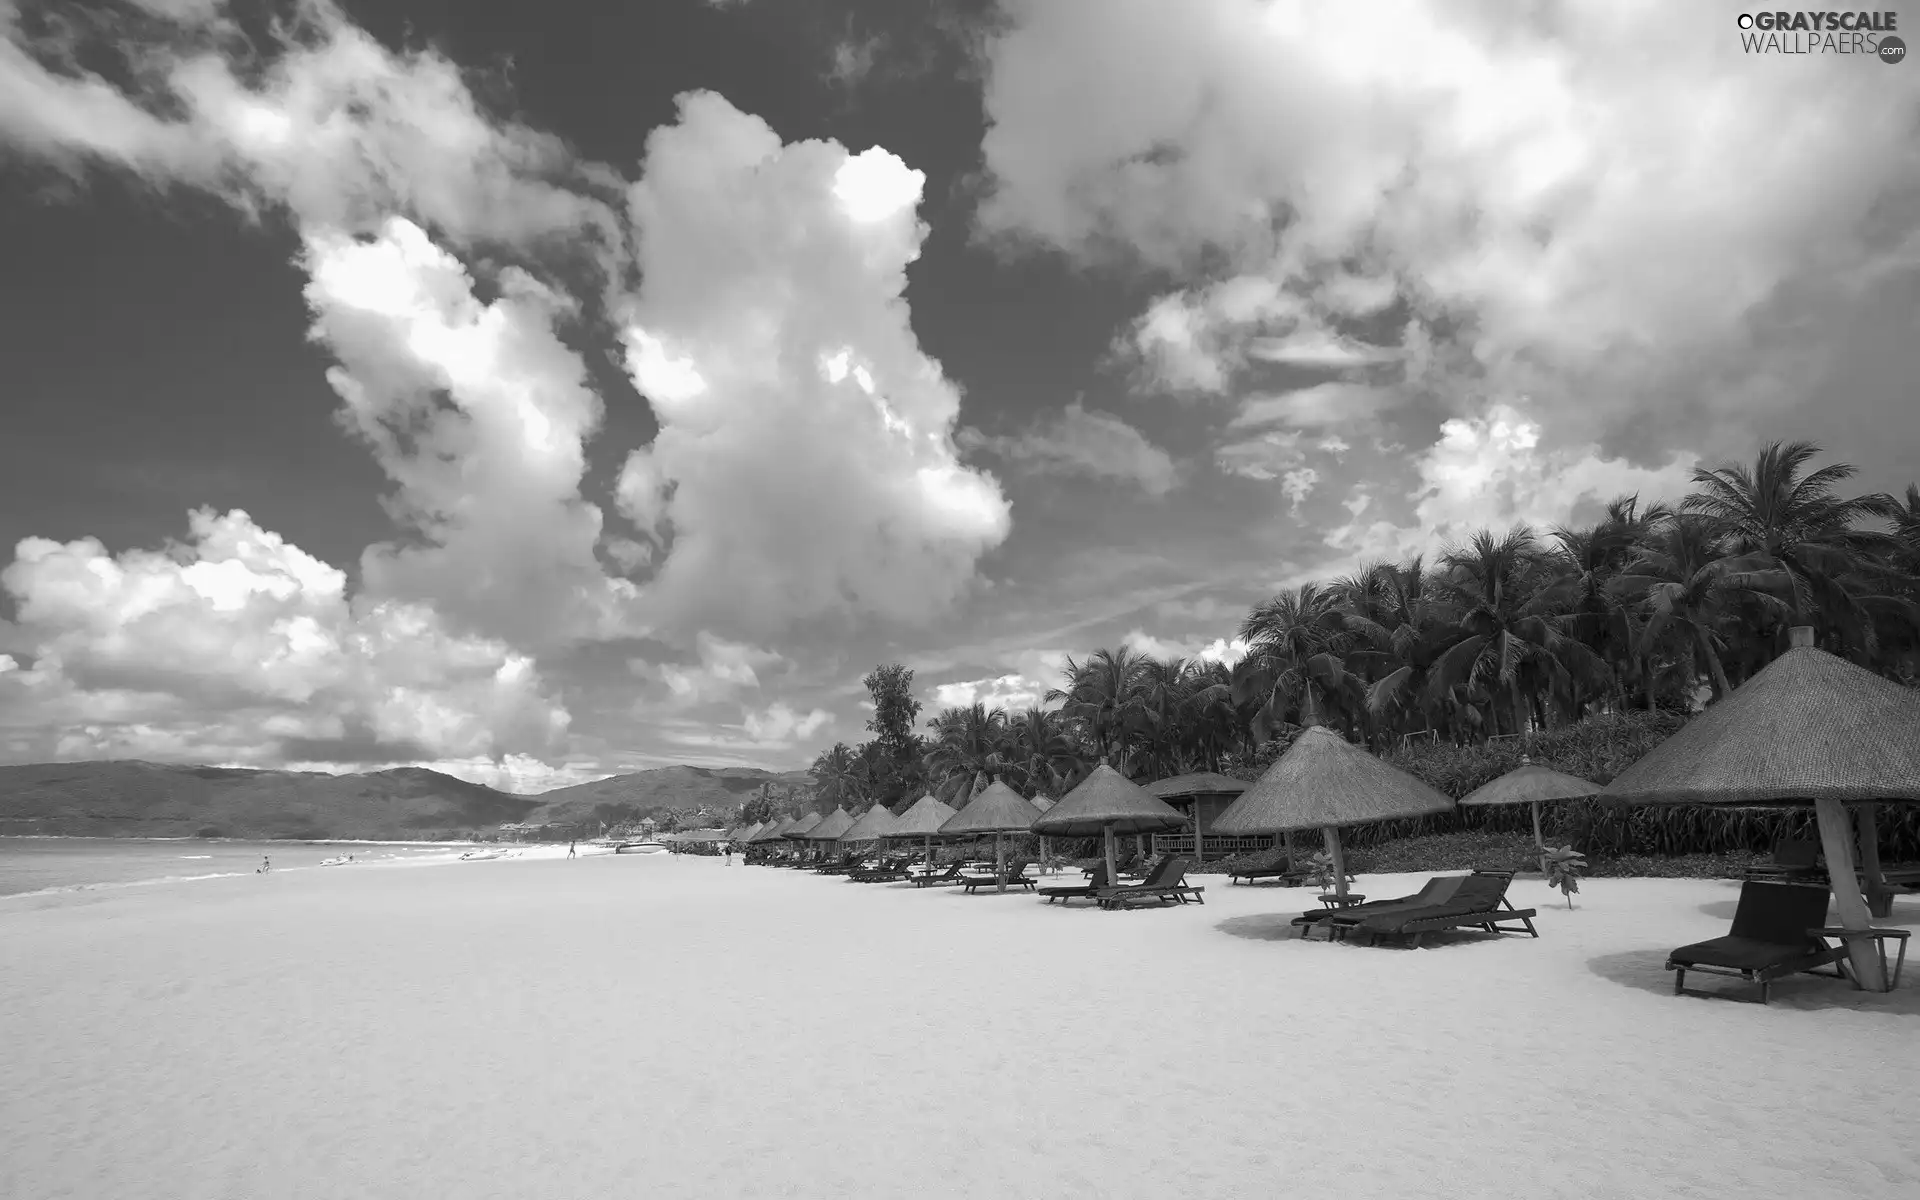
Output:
[458, 849, 508, 861]
[614, 841, 668, 854]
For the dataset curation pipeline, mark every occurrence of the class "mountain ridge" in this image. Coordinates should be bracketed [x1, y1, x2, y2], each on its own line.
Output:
[0, 759, 814, 840]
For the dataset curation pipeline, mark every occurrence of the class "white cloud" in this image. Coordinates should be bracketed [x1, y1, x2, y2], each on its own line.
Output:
[1279, 468, 1318, 512]
[960, 401, 1178, 495]
[0, 0, 619, 254]
[304, 218, 641, 647]
[930, 673, 1049, 712]
[0, 509, 571, 766]
[1120, 628, 1251, 667]
[741, 702, 832, 744]
[978, 0, 1920, 474]
[614, 92, 1011, 642]
[1214, 429, 1304, 482]
[1229, 383, 1400, 431]
[634, 632, 785, 704]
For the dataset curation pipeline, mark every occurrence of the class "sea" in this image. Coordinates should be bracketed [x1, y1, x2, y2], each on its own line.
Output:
[0, 838, 478, 899]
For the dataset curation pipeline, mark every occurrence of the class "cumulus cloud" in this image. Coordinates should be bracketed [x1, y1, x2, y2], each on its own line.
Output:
[634, 632, 786, 704]
[960, 400, 1178, 495]
[978, 0, 1920, 489]
[928, 647, 1070, 713]
[1121, 628, 1250, 667]
[616, 92, 1011, 642]
[304, 218, 640, 647]
[0, 509, 570, 766]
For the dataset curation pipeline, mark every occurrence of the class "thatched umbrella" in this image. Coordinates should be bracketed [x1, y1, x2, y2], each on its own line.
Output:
[1213, 724, 1454, 901]
[1459, 756, 1598, 873]
[1035, 760, 1187, 888]
[1601, 627, 1920, 992]
[839, 802, 899, 846]
[1144, 771, 1250, 864]
[809, 806, 856, 842]
[892, 794, 960, 873]
[939, 777, 1044, 893]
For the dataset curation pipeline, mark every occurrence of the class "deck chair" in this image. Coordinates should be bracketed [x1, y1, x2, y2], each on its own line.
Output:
[1336, 870, 1538, 946]
[1667, 882, 1850, 1004]
[1229, 856, 1294, 885]
[1290, 873, 1470, 939]
[1095, 857, 1205, 909]
[815, 851, 871, 875]
[1039, 862, 1110, 905]
[962, 859, 1036, 893]
[847, 856, 911, 883]
[1110, 848, 1142, 878]
[1743, 839, 1826, 885]
[910, 862, 966, 888]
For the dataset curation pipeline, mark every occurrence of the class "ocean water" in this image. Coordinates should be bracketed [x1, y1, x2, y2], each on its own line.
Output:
[0, 838, 475, 898]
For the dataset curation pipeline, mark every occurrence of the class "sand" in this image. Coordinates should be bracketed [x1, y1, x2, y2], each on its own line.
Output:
[2, 855, 1916, 1200]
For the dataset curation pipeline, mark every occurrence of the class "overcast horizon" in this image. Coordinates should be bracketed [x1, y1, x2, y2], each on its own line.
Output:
[2, 0, 1917, 793]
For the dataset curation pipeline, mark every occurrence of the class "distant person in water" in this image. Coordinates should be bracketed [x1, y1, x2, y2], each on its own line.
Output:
[568, 841, 577, 859]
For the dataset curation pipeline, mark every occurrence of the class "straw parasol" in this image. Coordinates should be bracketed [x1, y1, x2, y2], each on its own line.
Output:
[1601, 627, 1920, 991]
[1213, 724, 1455, 900]
[839, 803, 899, 844]
[783, 811, 823, 838]
[1143, 771, 1250, 864]
[808, 806, 856, 842]
[891, 793, 960, 873]
[939, 777, 1044, 893]
[1459, 757, 1598, 871]
[1035, 760, 1187, 889]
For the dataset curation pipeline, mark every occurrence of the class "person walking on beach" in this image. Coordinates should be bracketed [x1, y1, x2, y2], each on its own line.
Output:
[260, 855, 271, 874]
[567, 840, 577, 859]
[723, 842, 733, 866]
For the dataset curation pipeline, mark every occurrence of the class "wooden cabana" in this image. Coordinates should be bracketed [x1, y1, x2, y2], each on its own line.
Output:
[1143, 771, 1253, 864]
[1602, 626, 1920, 993]
[1213, 724, 1455, 902]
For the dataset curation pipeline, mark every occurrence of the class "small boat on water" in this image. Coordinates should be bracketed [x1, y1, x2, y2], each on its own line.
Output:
[458, 849, 508, 861]
[614, 841, 668, 854]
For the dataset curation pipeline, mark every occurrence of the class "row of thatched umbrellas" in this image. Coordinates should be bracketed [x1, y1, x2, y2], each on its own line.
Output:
[720, 628, 1917, 990]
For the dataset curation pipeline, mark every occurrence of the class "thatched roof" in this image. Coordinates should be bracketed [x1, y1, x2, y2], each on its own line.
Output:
[735, 821, 764, 841]
[1142, 771, 1250, 800]
[839, 804, 899, 842]
[1213, 724, 1455, 834]
[750, 818, 792, 842]
[1602, 641, 1920, 805]
[939, 778, 1043, 835]
[807, 806, 856, 840]
[891, 794, 959, 837]
[1459, 761, 1598, 808]
[781, 811, 823, 839]
[1034, 761, 1187, 837]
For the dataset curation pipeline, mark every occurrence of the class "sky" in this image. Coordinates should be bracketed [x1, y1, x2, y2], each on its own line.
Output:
[1, 0, 1918, 792]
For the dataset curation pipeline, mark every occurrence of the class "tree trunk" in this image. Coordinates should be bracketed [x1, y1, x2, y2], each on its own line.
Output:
[1694, 625, 1732, 703]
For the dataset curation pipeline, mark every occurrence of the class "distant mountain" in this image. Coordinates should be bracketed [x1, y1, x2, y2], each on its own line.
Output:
[0, 760, 811, 841]
[520, 764, 814, 827]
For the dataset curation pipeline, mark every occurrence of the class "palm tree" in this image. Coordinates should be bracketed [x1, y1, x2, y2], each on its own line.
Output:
[810, 742, 866, 808]
[1235, 582, 1368, 737]
[1046, 646, 1150, 765]
[1425, 526, 1605, 736]
[922, 703, 1011, 803]
[1005, 707, 1083, 797]
[1611, 514, 1792, 703]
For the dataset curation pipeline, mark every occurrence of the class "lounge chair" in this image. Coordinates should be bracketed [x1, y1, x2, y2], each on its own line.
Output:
[1038, 862, 1111, 905]
[1229, 856, 1297, 886]
[1290, 873, 1470, 940]
[1666, 881, 1850, 1004]
[815, 851, 870, 875]
[1330, 870, 1538, 946]
[962, 859, 1036, 893]
[1743, 838, 1826, 885]
[1110, 849, 1142, 879]
[1095, 857, 1205, 909]
[848, 856, 913, 883]
[911, 862, 966, 888]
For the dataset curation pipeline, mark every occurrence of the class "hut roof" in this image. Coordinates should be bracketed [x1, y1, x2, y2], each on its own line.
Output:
[839, 803, 899, 842]
[1142, 771, 1250, 800]
[1459, 761, 1598, 808]
[1033, 762, 1187, 837]
[891, 794, 960, 837]
[939, 778, 1044, 836]
[749, 818, 791, 842]
[807, 807, 856, 840]
[1601, 641, 1920, 805]
[1213, 725, 1455, 834]
[781, 812, 824, 839]
[735, 822, 764, 841]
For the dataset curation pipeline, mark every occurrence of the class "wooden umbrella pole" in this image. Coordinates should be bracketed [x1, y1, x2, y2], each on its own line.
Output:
[1813, 797, 1887, 991]
[1531, 800, 1546, 875]
[1324, 827, 1349, 901]
[1104, 824, 1118, 890]
[1192, 801, 1205, 865]
[996, 831, 1007, 894]
[1855, 803, 1889, 919]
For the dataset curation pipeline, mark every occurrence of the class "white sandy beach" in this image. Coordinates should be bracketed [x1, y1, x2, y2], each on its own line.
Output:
[2, 855, 1916, 1200]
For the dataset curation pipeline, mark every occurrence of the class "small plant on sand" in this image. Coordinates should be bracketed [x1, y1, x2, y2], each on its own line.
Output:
[1541, 845, 1587, 909]
[1306, 849, 1338, 892]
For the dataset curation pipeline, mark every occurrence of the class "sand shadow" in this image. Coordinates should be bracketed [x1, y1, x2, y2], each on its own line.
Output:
[1213, 913, 1517, 949]
[1587, 948, 1920, 1016]
[1215, 913, 1300, 941]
